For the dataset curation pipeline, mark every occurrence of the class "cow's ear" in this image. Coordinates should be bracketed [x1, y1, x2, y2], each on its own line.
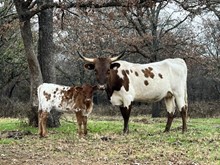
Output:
[84, 63, 95, 70]
[110, 63, 120, 70]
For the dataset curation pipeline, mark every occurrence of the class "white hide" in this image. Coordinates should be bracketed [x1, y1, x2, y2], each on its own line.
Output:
[37, 83, 72, 113]
[110, 58, 187, 113]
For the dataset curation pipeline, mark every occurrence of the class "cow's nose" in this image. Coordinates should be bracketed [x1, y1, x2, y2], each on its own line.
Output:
[85, 98, 91, 102]
[74, 108, 81, 112]
[98, 84, 106, 90]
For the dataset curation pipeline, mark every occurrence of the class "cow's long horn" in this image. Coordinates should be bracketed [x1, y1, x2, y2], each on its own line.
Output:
[110, 50, 126, 62]
[77, 51, 94, 63]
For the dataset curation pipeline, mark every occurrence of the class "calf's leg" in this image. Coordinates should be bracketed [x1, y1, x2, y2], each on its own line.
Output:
[75, 112, 83, 137]
[38, 111, 48, 137]
[120, 105, 131, 134]
[38, 110, 43, 137]
[41, 111, 48, 137]
[82, 116, 88, 136]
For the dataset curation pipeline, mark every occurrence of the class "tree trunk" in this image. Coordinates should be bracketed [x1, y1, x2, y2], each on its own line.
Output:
[150, 4, 163, 118]
[14, 1, 43, 126]
[38, 0, 56, 83]
[37, 0, 61, 127]
[152, 101, 162, 118]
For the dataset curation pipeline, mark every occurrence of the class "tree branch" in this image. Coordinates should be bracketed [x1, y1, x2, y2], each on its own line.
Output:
[163, 13, 190, 36]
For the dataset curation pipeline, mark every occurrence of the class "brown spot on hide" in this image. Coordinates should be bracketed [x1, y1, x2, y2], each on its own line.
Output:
[121, 70, 129, 91]
[43, 91, 51, 101]
[60, 86, 75, 106]
[130, 69, 133, 73]
[125, 70, 129, 74]
[148, 67, 153, 71]
[158, 73, 163, 79]
[135, 71, 139, 76]
[107, 69, 130, 97]
[144, 80, 149, 86]
[142, 68, 155, 79]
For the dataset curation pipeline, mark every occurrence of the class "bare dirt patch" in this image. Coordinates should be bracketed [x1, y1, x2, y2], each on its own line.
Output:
[0, 131, 204, 165]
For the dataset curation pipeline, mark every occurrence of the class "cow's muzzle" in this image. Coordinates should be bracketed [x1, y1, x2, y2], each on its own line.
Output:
[97, 84, 106, 90]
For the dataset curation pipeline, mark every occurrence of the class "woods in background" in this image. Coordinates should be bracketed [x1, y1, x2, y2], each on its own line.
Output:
[0, 0, 219, 123]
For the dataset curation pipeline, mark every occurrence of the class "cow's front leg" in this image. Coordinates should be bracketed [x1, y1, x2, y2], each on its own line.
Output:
[120, 105, 131, 134]
[164, 112, 174, 132]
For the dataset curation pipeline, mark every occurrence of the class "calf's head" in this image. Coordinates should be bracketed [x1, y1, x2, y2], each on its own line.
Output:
[78, 51, 125, 90]
[73, 84, 97, 116]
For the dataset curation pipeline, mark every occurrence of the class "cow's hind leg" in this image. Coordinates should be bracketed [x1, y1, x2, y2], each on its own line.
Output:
[164, 93, 176, 132]
[180, 105, 188, 133]
[120, 105, 131, 134]
[176, 95, 188, 133]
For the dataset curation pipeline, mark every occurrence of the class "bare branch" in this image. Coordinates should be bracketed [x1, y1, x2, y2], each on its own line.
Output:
[163, 14, 190, 36]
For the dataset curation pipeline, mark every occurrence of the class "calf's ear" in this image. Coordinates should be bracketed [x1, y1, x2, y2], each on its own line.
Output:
[110, 63, 120, 70]
[65, 87, 75, 99]
[84, 63, 95, 70]
[75, 86, 83, 92]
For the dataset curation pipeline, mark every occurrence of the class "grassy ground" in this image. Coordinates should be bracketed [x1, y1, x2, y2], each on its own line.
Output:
[0, 115, 219, 165]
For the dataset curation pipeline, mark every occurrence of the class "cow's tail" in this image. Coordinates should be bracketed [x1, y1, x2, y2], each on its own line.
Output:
[184, 86, 188, 106]
[184, 60, 188, 108]
[184, 78, 188, 118]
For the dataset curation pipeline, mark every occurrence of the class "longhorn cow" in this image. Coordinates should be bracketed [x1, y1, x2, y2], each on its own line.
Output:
[78, 51, 188, 134]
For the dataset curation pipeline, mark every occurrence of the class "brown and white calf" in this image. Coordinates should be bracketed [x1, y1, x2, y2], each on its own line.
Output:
[37, 83, 97, 137]
[79, 51, 188, 134]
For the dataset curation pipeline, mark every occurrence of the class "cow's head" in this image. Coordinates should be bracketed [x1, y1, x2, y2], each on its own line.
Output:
[73, 84, 97, 115]
[78, 51, 125, 90]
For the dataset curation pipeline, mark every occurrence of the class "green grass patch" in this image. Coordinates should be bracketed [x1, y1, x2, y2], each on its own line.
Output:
[0, 116, 219, 164]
